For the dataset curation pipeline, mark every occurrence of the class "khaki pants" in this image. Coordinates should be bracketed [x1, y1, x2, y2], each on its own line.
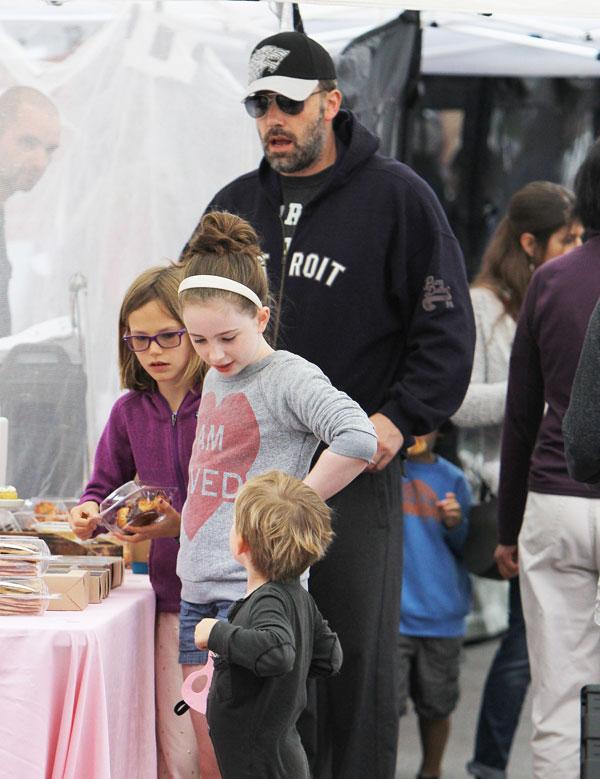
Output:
[155, 612, 200, 778]
[519, 491, 600, 779]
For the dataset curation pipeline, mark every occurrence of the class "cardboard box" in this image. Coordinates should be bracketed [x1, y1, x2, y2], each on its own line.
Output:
[44, 570, 90, 611]
[99, 569, 110, 599]
[87, 571, 103, 603]
[49, 555, 124, 589]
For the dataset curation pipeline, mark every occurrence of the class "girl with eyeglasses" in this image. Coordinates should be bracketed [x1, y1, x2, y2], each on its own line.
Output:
[69, 264, 206, 779]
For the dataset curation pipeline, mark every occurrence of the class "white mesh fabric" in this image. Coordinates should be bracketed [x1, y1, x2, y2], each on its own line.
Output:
[0, 1, 273, 497]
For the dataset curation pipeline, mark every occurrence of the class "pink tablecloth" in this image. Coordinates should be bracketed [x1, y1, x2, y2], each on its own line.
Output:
[0, 572, 156, 779]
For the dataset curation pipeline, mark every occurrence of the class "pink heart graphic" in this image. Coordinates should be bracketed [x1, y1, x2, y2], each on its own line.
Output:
[184, 392, 260, 540]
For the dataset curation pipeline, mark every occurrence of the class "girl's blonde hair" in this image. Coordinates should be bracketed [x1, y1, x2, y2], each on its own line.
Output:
[234, 471, 334, 582]
[119, 265, 206, 392]
[179, 211, 271, 317]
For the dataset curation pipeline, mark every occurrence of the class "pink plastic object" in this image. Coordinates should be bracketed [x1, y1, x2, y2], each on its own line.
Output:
[180, 655, 214, 714]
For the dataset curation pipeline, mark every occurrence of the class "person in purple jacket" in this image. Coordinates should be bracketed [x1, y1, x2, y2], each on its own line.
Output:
[494, 140, 600, 779]
[69, 265, 205, 779]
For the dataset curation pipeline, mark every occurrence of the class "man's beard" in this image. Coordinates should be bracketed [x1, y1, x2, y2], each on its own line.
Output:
[262, 110, 327, 175]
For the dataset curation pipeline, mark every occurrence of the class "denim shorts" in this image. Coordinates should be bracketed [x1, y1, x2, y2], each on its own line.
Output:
[179, 599, 233, 665]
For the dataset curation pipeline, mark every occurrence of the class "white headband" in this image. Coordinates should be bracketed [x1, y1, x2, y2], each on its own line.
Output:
[178, 274, 263, 309]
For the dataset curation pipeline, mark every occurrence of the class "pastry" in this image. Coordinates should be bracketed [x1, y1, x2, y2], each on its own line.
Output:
[34, 501, 56, 516]
[116, 507, 131, 529]
[34, 501, 69, 523]
[0, 486, 18, 500]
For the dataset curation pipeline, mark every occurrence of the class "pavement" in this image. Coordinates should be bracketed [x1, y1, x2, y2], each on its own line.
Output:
[396, 636, 532, 779]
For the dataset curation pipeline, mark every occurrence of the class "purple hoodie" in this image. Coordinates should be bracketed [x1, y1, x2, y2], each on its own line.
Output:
[81, 388, 200, 612]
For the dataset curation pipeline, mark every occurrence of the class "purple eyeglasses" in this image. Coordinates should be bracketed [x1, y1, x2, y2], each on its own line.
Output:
[122, 329, 187, 352]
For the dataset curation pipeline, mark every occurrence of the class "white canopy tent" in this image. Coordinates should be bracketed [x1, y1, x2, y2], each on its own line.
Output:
[0, 0, 598, 496]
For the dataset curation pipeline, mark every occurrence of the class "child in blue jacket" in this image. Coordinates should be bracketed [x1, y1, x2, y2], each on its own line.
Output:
[399, 431, 471, 779]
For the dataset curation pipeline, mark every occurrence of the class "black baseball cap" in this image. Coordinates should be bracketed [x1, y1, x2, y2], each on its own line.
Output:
[245, 31, 336, 101]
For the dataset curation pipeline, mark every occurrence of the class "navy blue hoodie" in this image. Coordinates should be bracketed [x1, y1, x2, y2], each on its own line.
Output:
[200, 110, 474, 440]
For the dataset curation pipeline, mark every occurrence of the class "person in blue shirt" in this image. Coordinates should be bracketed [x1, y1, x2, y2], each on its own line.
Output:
[399, 431, 471, 779]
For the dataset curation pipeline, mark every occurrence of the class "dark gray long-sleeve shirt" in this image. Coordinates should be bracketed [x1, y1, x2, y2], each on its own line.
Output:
[207, 579, 342, 778]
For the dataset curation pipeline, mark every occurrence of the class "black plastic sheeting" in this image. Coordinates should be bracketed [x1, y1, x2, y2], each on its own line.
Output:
[336, 12, 421, 161]
[407, 76, 600, 278]
[335, 11, 600, 280]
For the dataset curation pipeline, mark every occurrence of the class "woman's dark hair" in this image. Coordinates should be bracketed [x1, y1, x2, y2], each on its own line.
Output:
[474, 181, 576, 320]
[574, 139, 600, 232]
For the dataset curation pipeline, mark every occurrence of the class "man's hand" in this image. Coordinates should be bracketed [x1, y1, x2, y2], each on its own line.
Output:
[195, 618, 218, 650]
[494, 544, 519, 579]
[438, 492, 462, 528]
[69, 501, 100, 540]
[366, 413, 404, 472]
[111, 499, 181, 543]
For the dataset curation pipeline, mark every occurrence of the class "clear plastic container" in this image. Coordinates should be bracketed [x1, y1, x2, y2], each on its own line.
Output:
[12, 511, 36, 531]
[0, 536, 51, 576]
[29, 498, 70, 523]
[98, 481, 176, 534]
[0, 576, 51, 615]
[0, 510, 20, 533]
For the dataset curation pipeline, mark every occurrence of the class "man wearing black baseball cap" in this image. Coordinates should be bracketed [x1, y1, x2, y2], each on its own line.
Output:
[184, 30, 475, 779]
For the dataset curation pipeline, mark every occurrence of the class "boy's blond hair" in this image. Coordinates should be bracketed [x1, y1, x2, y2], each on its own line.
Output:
[234, 471, 334, 581]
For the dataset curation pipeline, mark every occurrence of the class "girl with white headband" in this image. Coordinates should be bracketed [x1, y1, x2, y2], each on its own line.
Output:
[139, 210, 377, 777]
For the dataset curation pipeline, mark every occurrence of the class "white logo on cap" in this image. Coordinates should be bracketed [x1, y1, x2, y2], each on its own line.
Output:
[249, 45, 290, 82]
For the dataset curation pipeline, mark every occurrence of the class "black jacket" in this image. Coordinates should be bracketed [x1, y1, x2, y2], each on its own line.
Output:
[201, 110, 475, 440]
[207, 579, 342, 778]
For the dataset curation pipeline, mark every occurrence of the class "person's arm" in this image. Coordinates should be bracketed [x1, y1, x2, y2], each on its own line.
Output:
[381, 183, 475, 445]
[563, 299, 600, 483]
[452, 289, 509, 429]
[69, 399, 137, 540]
[200, 591, 296, 677]
[303, 449, 369, 502]
[440, 474, 471, 554]
[263, 358, 378, 501]
[309, 608, 343, 678]
[495, 278, 545, 576]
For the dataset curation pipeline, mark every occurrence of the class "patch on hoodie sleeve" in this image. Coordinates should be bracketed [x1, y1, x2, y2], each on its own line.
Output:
[422, 276, 454, 312]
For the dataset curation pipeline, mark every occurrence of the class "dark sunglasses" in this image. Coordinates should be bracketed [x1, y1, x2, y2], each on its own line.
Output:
[243, 90, 325, 119]
[123, 329, 187, 352]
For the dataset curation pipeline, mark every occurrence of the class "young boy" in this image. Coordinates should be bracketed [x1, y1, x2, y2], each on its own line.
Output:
[399, 432, 472, 779]
[194, 470, 343, 778]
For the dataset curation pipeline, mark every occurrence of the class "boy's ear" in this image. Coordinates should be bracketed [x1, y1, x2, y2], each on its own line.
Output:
[233, 534, 250, 556]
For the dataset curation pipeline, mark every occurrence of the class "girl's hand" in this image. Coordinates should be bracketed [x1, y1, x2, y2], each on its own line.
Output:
[113, 499, 181, 541]
[494, 544, 519, 579]
[69, 501, 100, 540]
[437, 492, 462, 528]
[195, 618, 218, 650]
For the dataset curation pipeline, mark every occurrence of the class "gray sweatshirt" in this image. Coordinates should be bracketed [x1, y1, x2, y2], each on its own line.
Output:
[177, 350, 377, 603]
